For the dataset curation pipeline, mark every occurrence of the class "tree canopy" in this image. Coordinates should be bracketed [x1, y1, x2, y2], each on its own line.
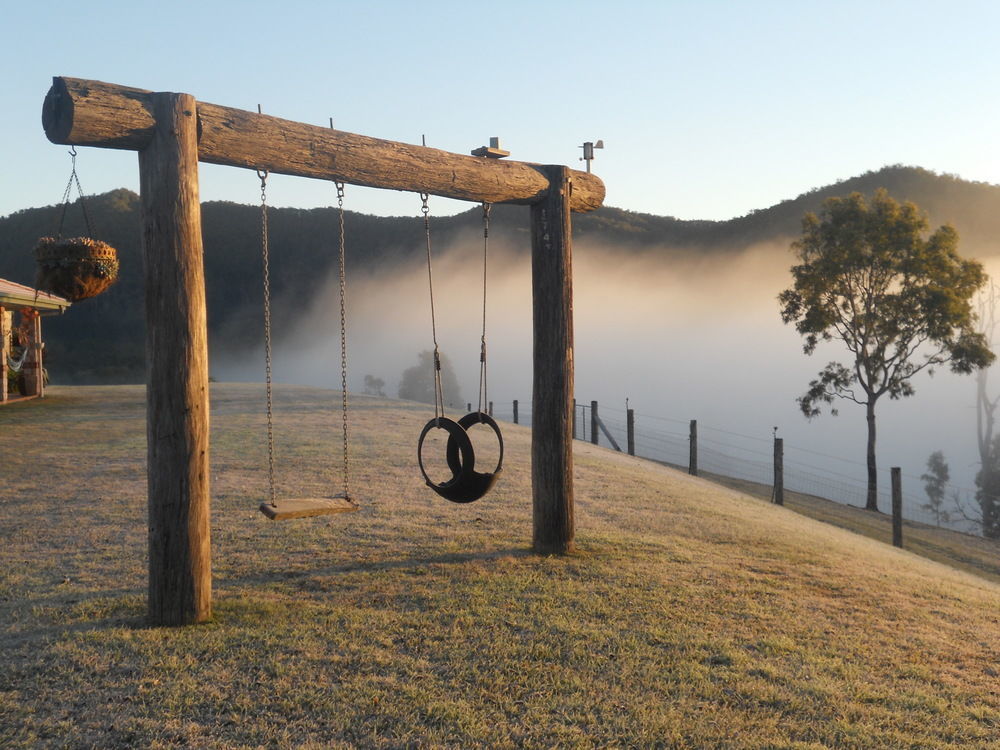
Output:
[779, 189, 993, 510]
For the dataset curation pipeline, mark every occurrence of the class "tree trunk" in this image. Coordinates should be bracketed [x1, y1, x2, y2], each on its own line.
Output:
[865, 400, 879, 511]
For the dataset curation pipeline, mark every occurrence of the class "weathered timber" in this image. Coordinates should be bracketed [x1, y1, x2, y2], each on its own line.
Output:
[627, 408, 635, 456]
[531, 165, 575, 554]
[689, 419, 698, 476]
[139, 92, 212, 626]
[43, 77, 605, 212]
[891, 467, 903, 548]
[258, 496, 359, 521]
[773, 437, 784, 506]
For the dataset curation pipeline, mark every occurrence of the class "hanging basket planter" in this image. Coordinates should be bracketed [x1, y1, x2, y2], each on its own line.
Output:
[33, 236, 119, 302]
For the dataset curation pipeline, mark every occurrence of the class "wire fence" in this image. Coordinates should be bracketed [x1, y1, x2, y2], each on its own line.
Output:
[490, 398, 986, 538]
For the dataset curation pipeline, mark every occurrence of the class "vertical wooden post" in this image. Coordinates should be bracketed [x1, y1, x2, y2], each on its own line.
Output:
[531, 165, 574, 554]
[138, 92, 212, 626]
[0, 307, 8, 402]
[627, 408, 635, 456]
[891, 467, 903, 548]
[513, 399, 519, 424]
[21, 311, 43, 397]
[689, 419, 698, 476]
[773, 437, 784, 505]
[590, 400, 599, 445]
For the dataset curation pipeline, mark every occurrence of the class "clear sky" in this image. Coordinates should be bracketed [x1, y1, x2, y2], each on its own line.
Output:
[3, 0, 999, 221]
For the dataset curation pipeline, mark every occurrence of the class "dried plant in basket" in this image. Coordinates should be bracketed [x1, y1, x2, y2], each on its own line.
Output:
[34, 236, 119, 302]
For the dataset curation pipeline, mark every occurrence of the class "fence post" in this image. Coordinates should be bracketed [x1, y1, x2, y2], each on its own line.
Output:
[688, 419, 698, 476]
[468, 402, 472, 413]
[513, 399, 519, 424]
[892, 467, 903, 548]
[591, 401, 599, 445]
[489, 400, 493, 417]
[773, 437, 784, 505]
[627, 408, 635, 456]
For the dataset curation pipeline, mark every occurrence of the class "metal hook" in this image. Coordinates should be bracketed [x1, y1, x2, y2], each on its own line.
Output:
[68, 146, 78, 158]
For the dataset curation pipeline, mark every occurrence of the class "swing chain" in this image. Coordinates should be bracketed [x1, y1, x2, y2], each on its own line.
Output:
[57, 146, 95, 240]
[421, 192, 445, 420]
[336, 181, 350, 500]
[478, 202, 492, 415]
[258, 168, 276, 507]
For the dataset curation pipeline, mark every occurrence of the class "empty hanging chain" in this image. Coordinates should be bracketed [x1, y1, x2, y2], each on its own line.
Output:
[57, 146, 95, 240]
[258, 168, 277, 507]
[478, 202, 492, 415]
[422, 193, 445, 421]
[336, 181, 351, 500]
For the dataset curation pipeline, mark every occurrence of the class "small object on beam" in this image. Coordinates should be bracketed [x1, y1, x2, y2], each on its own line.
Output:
[258, 495, 359, 521]
[472, 136, 510, 159]
[579, 139, 604, 173]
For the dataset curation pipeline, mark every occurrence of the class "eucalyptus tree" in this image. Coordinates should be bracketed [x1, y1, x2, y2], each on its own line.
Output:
[779, 189, 992, 511]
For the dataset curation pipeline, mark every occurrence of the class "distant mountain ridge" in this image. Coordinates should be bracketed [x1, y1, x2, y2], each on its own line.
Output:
[1, 165, 998, 384]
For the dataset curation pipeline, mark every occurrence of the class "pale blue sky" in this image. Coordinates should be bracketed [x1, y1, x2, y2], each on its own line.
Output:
[3, 0, 998, 220]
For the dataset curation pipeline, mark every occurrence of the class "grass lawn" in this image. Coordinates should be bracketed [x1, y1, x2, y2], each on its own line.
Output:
[1, 384, 998, 748]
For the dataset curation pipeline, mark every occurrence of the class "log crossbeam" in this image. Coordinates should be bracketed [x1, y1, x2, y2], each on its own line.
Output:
[43, 77, 605, 213]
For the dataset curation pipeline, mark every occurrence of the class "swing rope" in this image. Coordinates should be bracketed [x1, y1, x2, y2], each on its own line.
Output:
[335, 180, 350, 500]
[57, 146, 95, 240]
[477, 202, 491, 415]
[421, 192, 445, 421]
[258, 168, 277, 509]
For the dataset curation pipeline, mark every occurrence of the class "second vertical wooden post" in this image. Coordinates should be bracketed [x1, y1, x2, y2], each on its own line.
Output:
[531, 166, 575, 554]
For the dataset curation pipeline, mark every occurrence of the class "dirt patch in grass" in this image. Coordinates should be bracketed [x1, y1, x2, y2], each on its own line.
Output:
[2, 384, 999, 748]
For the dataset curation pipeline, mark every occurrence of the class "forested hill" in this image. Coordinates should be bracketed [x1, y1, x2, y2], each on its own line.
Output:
[2, 165, 999, 384]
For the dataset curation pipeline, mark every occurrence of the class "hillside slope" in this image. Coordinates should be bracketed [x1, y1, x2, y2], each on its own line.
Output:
[1, 384, 998, 748]
[1, 165, 999, 384]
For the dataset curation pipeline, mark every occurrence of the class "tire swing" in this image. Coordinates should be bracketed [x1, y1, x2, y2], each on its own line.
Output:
[256, 171, 359, 520]
[416, 195, 503, 504]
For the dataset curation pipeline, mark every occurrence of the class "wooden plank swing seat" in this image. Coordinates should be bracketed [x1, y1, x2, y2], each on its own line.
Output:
[258, 495, 359, 520]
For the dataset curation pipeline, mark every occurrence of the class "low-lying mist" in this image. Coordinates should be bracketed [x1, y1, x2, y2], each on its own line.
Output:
[211, 230, 1000, 522]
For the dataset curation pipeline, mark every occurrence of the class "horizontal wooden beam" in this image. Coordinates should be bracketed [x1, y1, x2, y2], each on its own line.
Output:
[43, 77, 605, 213]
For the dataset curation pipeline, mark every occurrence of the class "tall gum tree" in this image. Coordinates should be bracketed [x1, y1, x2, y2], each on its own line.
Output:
[779, 189, 993, 511]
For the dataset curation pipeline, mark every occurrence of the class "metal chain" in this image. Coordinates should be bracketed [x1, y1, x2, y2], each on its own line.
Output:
[421, 193, 445, 420]
[478, 202, 492, 414]
[258, 168, 276, 508]
[57, 147, 95, 240]
[336, 181, 350, 500]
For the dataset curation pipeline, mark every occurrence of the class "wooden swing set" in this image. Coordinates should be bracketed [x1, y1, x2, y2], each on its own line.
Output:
[41, 76, 605, 626]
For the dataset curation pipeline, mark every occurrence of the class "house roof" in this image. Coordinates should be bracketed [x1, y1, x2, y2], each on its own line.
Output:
[0, 278, 71, 313]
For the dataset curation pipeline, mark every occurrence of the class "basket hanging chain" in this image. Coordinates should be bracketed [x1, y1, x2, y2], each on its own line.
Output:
[56, 147, 95, 240]
[258, 168, 277, 508]
[478, 202, 492, 415]
[421, 192, 445, 421]
[336, 181, 350, 500]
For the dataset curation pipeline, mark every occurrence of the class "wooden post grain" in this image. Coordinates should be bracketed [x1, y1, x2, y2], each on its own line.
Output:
[139, 92, 212, 626]
[0, 308, 8, 402]
[773, 437, 784, 505]
[531, 166, 574, 554]
[627, 408, 635, 456]
[689, 419, 698, 476]
[891, 467, 903, 548]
